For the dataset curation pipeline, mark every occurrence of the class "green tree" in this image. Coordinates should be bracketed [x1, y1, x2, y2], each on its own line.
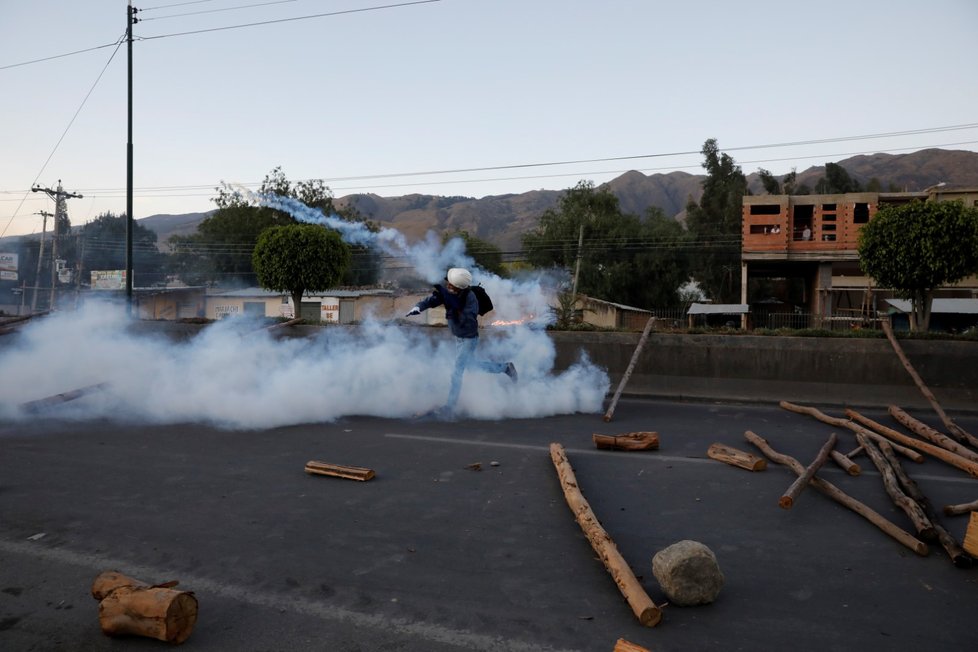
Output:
[444, 231, 505, 277]
[814, 162, 861, 194]
[523, 181, 690, 308]
[858, 200, 978, 331]
[684, 139, 747, 302]
[253, 224, 352, 316]
[758, 168, 799, 195]
[81, 212, 167, 286]
[170, 167, 377, 286]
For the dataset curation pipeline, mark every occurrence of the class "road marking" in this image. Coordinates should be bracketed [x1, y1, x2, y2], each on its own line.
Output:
[0, 538, 578, 652]
[383, 433, 978, 484]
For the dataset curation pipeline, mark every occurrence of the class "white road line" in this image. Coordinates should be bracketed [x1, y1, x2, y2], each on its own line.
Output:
[383, 433, 978, 485]
[0, 539, 578, 652]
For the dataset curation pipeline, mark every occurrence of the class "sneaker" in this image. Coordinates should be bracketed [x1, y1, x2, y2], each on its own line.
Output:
[504, 362, 518, 383]
[415, 406, 455, 421]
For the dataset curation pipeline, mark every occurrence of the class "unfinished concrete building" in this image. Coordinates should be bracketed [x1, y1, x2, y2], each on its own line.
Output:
[740, 186, 978, 329]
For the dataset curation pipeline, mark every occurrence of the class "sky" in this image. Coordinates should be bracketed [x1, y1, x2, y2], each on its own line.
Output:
[2, 0, 977, 239]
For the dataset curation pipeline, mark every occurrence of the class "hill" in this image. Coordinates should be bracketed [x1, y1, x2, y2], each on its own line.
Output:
[96, 147, 978, 252]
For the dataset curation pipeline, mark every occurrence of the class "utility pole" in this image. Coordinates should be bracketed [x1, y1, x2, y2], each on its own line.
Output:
[32, 181, 83, 311]
[31, 210, 53, 313]
[127, 4, 139, 311]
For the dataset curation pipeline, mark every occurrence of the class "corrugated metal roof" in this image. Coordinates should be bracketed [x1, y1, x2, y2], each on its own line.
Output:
[884, 298, 978, 315]
[687, 303, 750, 315]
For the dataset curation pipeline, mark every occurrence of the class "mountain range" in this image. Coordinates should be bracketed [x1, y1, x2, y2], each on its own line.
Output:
[16, 148, 978, 253]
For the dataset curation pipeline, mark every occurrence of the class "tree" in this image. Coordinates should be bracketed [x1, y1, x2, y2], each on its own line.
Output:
[684, 139, 747, 302]
[522, 181, 690, 308]
[858, 200, 978, 332]
[814, 162, 861, 194]
[81, 212, 167, 286]
[758, 168, 800, 195]
[170, 167, 378, 286]
[252, 224, 352, 316]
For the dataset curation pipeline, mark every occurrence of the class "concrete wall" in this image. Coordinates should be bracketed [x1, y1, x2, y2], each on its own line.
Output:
[549, 331, 976, 411]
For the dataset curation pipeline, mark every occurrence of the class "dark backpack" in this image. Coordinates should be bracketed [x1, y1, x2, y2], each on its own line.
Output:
[469, 285, 494, 316]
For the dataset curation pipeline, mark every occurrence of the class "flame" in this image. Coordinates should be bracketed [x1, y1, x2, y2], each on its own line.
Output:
[490, 314, 535, 327]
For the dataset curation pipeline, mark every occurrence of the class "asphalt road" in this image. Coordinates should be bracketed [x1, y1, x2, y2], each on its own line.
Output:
[2, 398, 977, 651]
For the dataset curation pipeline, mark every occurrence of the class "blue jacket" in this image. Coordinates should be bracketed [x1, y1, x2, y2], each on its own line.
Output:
[416, 284, 479, 339]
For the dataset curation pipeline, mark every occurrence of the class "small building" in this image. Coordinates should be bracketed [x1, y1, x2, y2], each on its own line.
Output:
[576, 295, 652, 330]
[205, 287, 423, 324]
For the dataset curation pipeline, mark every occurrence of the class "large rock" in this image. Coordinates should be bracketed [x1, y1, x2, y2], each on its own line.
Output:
[652, 540, 723, 606]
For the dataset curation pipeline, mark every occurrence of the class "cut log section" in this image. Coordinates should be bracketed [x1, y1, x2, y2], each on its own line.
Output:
[91, 571, 197, 644]
[964, 512, 978, 558]
[707, 443, 767, 471]
[745, 430, 928, 556]
[944, 499, 978, 516]
[779, 433, 837, 509]
[549, 443, 662, 627]
[614, 639, 651, 652]
[593, 432, 660, 451]
[830, 450, 861, 476]
[304, 460, 375, 481]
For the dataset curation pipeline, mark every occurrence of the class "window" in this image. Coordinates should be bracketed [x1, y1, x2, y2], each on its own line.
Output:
[750, 204, 781, 215]
[853, 203, 870, 224]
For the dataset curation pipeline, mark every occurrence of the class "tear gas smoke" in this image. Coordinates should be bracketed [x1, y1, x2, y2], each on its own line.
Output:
[0, 193, 610, 428]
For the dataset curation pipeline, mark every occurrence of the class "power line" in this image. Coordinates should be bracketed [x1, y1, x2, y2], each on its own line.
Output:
[140, 0, 316, 21]
[137, 0, 441, 41]
[0, 40, 123, 71]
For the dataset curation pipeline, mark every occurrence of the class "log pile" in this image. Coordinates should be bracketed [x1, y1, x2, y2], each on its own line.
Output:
[765, 399, 978, 567]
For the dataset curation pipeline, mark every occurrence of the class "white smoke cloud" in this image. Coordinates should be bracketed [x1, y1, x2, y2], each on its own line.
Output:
[0, 192, 610, 427]
[0, 303, 609, 428]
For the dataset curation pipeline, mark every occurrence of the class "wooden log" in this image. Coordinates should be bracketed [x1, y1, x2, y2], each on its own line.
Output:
[614, 639, 651, 652]
[837, 408, 978, 478]
[964, 512, 978, 558]
[549, 443, 662, 627]
[854, 434, 936, 541]
[779, 433, 837, 509]
[304, 460, 375, 481]
[844, 445, 865, 459]
[593, 432, 660, 451]
[944, 499, 978, 516]
[881, 319, 975, 445]
[780, 401, 924, 463]
[707, 443, 767, 471]
[887, 406, 978, 463]
[744, 430, 928, 556]
[830, 450, 861, 476]
[19, 382, 111, 413]
[91, 571, 197, 644]
[878, 442, 973, 568]
[603, 317, 655, 422]
[842, 410, 926, 463]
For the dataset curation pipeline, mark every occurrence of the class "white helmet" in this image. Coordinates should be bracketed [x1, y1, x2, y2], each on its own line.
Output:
[446, 268, 472, 289]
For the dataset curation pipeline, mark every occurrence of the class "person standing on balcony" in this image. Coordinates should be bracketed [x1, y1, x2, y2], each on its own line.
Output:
[802, 225, 812, 240]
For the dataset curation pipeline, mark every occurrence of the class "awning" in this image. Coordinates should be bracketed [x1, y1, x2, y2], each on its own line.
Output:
[884, 298, 978, 315]
[687, 303, 750, 315]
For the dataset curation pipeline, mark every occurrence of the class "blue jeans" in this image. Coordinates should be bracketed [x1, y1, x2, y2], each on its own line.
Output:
[445, 337, 508, 410]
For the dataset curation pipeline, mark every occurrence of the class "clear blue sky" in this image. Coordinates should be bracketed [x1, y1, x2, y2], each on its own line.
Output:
[2, 0, 977, 238]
